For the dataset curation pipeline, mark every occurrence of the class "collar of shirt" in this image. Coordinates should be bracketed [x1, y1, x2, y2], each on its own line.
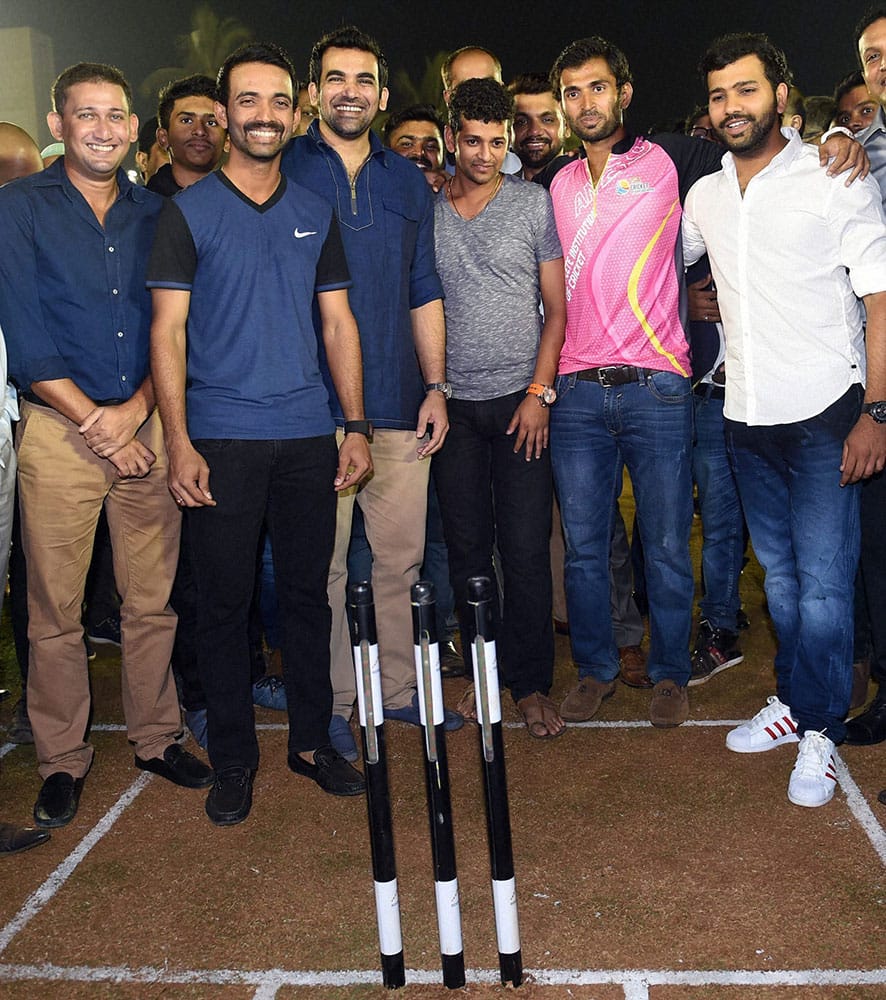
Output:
[719, 127, 801, 188]
[305, 118, 390, 169]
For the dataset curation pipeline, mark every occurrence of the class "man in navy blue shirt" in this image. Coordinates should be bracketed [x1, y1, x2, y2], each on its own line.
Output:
[149, 42, 371, 825]
[0, 62, 212, 830]
[282, 26, 461, 760]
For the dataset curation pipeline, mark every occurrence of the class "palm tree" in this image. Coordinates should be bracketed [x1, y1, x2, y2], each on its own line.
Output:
[140, 3, 253, 102]
[389, 52, 448, 112]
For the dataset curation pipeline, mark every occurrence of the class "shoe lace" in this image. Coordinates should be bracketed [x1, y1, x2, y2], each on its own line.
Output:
[794, 731, 831, 776]
[750, 695, 790, 729]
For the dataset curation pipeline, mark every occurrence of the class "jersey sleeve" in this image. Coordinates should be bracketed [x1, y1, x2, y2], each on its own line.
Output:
[145, 198, 198, 290]
[653, 133, 724, 203]
[534, 186, 564, 264]
[315, 212, 352, 292]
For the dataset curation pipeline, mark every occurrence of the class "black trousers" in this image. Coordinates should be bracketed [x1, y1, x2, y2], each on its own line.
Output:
[186, 435, 338, 771]
[433, 392, 554, 702]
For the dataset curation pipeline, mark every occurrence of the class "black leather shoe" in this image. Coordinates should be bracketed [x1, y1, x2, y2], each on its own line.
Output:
[33, 772, 83, 829]
[135, 743, 214, 788]
[844, 695, 886, 746]
[0, 821, 51, 854]
[205, 766, 253, 826]
[288, 745, 366, 796]
[439, 639, 467, 678]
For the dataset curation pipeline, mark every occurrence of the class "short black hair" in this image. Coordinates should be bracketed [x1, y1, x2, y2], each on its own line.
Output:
[382, 104, 444, 144]
[448, 77, 515, 134]
[834, 69, 867, 104]
[508, 72, 556, 98]
[550, 37, 632, 96]
[157, 74, 218, 130]
[441, 46, 501, 91]
[855, 7, 886, 53]
[684, 105, 709, 134]
[217, 42, 296, 108]
[52, 62, 132, 115]
[699, 33, 793, 92]
[309, 25, 388, 91]
[137, 115, 159, 154]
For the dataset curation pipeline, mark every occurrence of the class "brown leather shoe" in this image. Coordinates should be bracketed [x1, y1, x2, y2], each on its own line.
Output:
[649, 679, 689, 728]
[559, 677, 616, 722]
[619, 645, 652, 688]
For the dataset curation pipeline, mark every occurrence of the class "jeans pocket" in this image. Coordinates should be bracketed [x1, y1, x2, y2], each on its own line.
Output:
[645, 371, 691, 404]
[555, 373, 576, 399]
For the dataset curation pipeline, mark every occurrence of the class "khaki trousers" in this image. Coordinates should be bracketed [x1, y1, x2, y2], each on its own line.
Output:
[17, 403, 181, 778]
[329, 429, 430, 716]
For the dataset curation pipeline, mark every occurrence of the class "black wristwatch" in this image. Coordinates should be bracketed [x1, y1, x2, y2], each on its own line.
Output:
[862, 401, 886, 424]
[425, 381, 452, 400]
[344, 420, 373, 438]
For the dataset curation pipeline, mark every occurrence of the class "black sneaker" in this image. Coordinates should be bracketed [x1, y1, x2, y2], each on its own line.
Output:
[87, 614, 121, 646]
[688, 620, 743, 687]
[205, 766, 253, 826]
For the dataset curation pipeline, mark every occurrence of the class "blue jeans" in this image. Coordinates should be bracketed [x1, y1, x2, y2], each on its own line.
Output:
[692, 390, 744, 631]
[725, 385, 862, 741]
[551, 371, 694, 685]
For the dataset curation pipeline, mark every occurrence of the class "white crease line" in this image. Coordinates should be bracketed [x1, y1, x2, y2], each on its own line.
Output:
[835, 751, 886, 866]
[0, 772, 152, 956]
[0, 963, 884, 988]
[0, 741, 15, 759]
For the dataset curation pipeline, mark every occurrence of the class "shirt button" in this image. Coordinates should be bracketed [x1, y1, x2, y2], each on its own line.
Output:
[121, 375, 127, 382]
[117, 331, 124, 338]
[112, 289, 118, 295]
[108, 246, 115, 253]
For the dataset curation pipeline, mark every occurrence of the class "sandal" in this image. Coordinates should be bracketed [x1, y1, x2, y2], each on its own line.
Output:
[456, 683, 477, 722]
[516, 691, 565, 740]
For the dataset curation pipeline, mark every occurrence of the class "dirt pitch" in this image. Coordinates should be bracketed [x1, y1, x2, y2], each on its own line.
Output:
[1, 515, 885, 999]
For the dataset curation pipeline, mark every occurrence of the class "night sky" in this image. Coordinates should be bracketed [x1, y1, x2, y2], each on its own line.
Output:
[1, 0, 876, 132]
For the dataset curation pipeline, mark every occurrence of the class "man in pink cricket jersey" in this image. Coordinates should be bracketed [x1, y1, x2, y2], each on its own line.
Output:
[537, 35, 867, 730]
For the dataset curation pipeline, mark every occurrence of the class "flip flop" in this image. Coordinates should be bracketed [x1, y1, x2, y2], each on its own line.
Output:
[516, 691, 565, 740]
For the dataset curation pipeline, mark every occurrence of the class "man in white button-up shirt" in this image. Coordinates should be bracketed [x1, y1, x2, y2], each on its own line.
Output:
[682, 32, 886, 809]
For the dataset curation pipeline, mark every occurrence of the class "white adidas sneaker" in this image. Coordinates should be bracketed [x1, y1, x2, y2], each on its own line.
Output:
[788, 731, 837, 808]
[726, 696, 799, 753]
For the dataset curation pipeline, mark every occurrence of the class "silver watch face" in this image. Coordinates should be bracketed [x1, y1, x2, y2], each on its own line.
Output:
[866, 400, 886, 423]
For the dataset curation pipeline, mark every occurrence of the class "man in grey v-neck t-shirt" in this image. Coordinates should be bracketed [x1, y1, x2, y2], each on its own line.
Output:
[432, 77, 567, 738]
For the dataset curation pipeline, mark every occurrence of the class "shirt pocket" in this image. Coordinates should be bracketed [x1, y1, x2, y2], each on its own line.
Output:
[381, 192, 420, 265]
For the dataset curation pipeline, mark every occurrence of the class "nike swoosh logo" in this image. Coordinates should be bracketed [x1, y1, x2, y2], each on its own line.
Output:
[294, 229, 317, 238]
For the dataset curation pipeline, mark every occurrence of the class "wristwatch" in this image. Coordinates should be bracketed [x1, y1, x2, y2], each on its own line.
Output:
[862, 401, 886, 424]
[425, 381, 452, 400]
[526, 382, 557, 407]
[344, 420, 373, 438]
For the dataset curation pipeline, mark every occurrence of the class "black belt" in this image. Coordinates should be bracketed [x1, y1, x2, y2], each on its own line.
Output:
[692, 383, 725, 401]
[574, 365, 653, 387]
[22, 392, 124, 408]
